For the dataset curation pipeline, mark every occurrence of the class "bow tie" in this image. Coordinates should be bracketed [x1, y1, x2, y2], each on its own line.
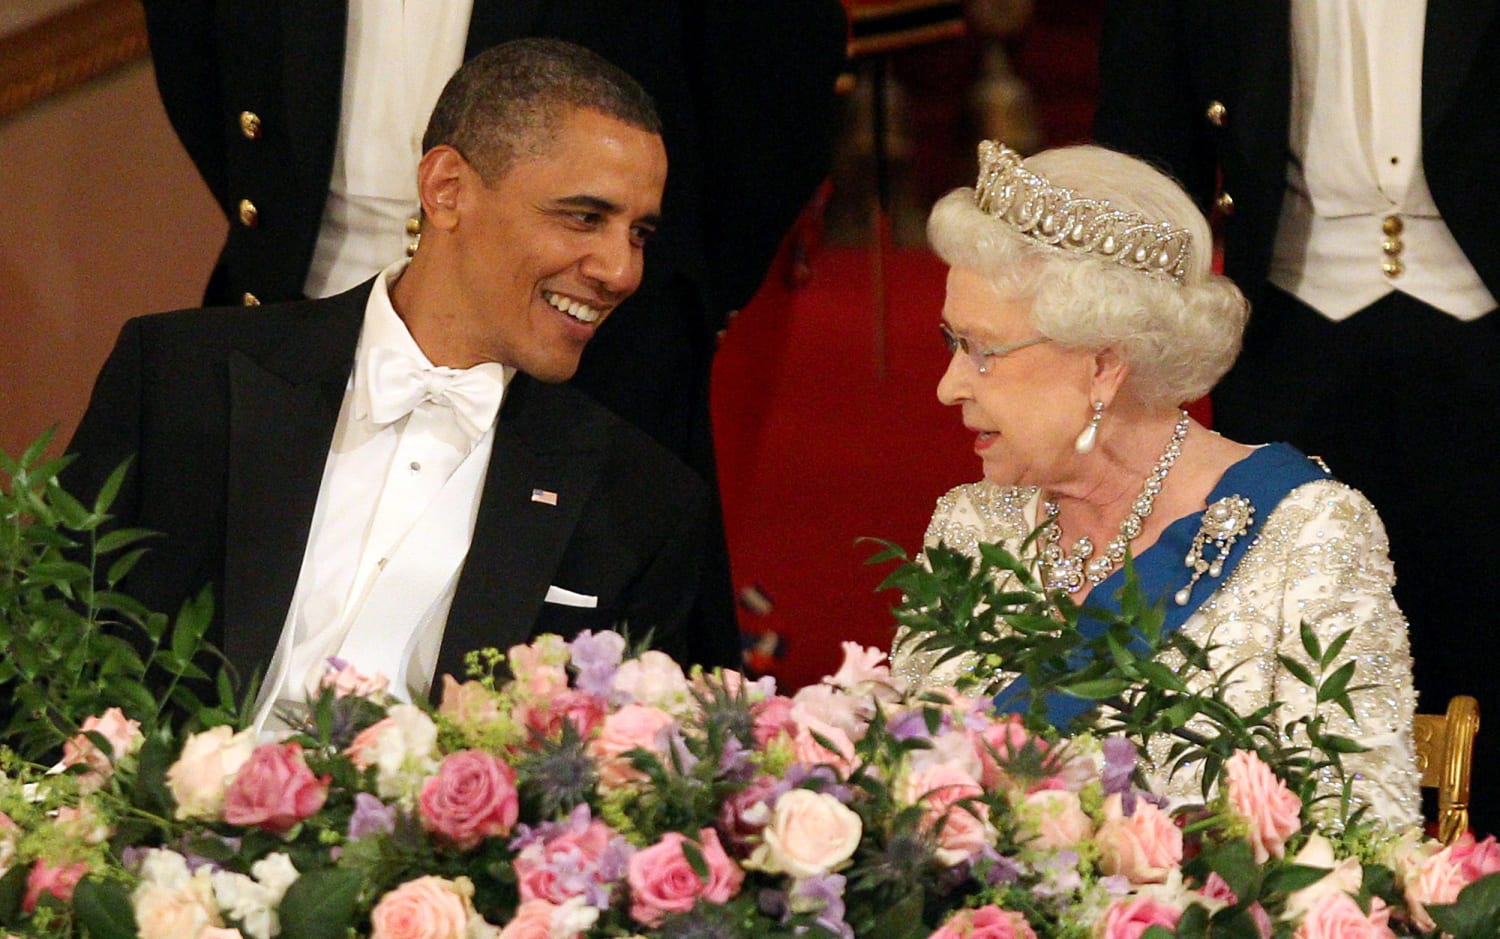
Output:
[364, 347, 507, 441]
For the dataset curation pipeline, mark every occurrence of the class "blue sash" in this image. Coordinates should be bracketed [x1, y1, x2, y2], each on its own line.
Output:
[993, 443, 1329, 728]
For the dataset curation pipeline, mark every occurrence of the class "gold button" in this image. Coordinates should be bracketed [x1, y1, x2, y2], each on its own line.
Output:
[1214, 191, 1235, 215]
[239, 110, 262, 139]
[405, 216, 422, 236]
[237, 198, 259, 227]
[1382, 258, 1405, 278]
[1382, 237, 1403, 256]
[242, 292, 260, 306]
[1382, 214, 1404, 236]
[1205, 100, 1227, 127]
[405, 241, 419, 258]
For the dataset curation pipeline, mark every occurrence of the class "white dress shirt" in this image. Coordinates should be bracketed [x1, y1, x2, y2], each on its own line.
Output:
[303, 0, 473, 299]
[255, 259, 511, 729]
[1269, 0, 1495, 321]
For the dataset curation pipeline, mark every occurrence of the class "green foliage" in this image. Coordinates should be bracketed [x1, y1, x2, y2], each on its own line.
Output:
[0, 432, 245, 760]
[872, 536, 1366, 807]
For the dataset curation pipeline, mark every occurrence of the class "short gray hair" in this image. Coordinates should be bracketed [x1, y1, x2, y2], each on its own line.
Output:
[927, 145, 1249, 411]
[423, 38, 662, 185]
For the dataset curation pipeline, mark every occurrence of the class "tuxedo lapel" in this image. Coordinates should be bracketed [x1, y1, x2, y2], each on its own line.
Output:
[1422, 0, 1497, 133]
[465, 0, 544, 56]
[438, 376, 609, 683]
[221, 288, 365, 669]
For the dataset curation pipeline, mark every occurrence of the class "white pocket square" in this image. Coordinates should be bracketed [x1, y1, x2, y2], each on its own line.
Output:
[544, 585, 598, 608]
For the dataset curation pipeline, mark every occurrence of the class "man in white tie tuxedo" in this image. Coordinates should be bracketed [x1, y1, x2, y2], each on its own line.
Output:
[63, 39, 730, 724]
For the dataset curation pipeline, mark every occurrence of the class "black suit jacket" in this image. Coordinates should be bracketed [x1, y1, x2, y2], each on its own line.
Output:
[1093, 0, 1500, 318]
[138, 0, 849, 475]
[62, 282, 728, 691]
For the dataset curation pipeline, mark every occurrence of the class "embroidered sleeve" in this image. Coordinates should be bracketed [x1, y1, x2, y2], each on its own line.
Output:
[1151, 481, 1421, 830]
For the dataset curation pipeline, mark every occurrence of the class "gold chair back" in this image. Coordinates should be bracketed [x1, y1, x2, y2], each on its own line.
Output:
[1412, 694, 1480, 844]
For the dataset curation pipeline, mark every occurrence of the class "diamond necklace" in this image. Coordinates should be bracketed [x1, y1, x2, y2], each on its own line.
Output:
[1039, 409, 1191, 593]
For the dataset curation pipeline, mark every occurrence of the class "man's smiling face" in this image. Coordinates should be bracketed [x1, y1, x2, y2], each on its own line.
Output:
[444, 106, 668, 382]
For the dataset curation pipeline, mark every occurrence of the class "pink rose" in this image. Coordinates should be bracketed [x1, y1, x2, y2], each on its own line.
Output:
[1099, 896, 1182, 939]
[751, 789, 863, 878]
[1095, 793, 1183, 884]
[499, 899, 557, 939]
[588, 704, 674, 788]
[62, 708, 143, 790]
[515, 820, 616, 903]
[419, 750, 520, 850]
[1449, 832, 1500, 881]
[627, 828, 743, 926]
[1224, 750, 1302, 863]
[1404, 843, 1472, 932]
[23, 860, 90, 913]
[719, 774, 781, 849]
[929, 905, 1038, 939]
[223, 742, 329, 834]
[370, 876, 473, 939]
[1293, 892, 1395, 939]
[1021, 789, 1092, 851]
[902, 763, 993, 866]
[521, 689, 607, 740]
[167, 725, 257, 821]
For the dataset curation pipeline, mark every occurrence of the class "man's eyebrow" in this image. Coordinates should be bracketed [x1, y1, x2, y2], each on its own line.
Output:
[553, 194, 661, 228]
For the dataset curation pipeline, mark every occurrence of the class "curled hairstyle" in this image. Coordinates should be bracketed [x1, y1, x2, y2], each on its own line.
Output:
[422, 38, 662, 184]
[928, 145, 1249, 411]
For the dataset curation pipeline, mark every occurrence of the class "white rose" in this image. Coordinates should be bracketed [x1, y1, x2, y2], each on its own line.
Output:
[167, 726, 257, 820]
[133, 852, 220, 939]
[749, 789, 863, 879]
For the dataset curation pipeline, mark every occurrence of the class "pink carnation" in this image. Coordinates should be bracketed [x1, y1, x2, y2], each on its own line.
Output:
[929, 905, 1037, 939]
[626, 828, 743, 926]
[23, 860, 90, 913]
[223, 742, 329, 834]
[751, 695, 798, 747]
[419, 750, 520, 849]
[971, 713, 1054, 790]
[1100, 896, 1182, 939]
[320, 661, 390, 698]
[522, 689, 608, 740]
[1224, 750, 1302, 863]
[438, 676, 502, 727]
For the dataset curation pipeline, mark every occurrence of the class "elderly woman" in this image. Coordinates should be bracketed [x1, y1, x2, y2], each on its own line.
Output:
[892, 142, 1419, 828]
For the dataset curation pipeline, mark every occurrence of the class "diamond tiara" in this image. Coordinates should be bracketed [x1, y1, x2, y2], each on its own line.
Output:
[971, 141, 1192, 284]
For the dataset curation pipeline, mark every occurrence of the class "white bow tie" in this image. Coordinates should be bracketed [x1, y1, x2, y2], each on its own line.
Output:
[364, 347, 506, 441]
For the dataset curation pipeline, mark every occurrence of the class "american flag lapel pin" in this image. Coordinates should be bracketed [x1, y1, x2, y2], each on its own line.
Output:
[530, 488, 559, 506]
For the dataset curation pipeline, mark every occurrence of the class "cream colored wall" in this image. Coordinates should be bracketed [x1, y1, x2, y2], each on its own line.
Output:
[0, 58, 225, 459]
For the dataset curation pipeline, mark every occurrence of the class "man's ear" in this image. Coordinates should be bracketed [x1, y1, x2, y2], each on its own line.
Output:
[1089, 346, 1130, 408]
[416, 146, 468, 231]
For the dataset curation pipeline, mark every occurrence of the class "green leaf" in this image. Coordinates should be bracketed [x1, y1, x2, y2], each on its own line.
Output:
[278, 868, 364, 939]
[95, 527, 156, 557]
[1203, 839, 1257, 900]
[1275, 654, 1317, 690]
[0, 862, 27, 925]
[1059, 678, 1132, 699]
[1263, 863, 1331, 895]
[72, 876, 141, 939]
[93, 455, 135, 516]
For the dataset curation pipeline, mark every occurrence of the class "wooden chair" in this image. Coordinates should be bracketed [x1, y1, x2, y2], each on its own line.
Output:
[1412, 695, 1480, 844]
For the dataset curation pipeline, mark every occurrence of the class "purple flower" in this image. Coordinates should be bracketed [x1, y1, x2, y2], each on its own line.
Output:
[568, 630, 625, 697]
[347, 792, 397, 841]
[886, 709, 936, 741]
[1031, 850, 1083, 898]
[977, 844, 1023, 885]
[717, 735, 755, 779]
[1102, 736, 1140, 813]
[795, 874, 853, 939]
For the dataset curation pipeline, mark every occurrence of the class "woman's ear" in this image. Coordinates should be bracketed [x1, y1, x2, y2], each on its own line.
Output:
[415, 146, 468, 232]
[1090, 347, 1130, 408]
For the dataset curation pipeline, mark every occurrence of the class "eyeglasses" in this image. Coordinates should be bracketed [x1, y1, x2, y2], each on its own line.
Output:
[940, 321, 1051, 374]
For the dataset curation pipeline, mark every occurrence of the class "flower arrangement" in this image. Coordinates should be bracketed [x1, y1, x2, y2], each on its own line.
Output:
[2, 437, 1499, 939]
[0, 634, 1498, 939]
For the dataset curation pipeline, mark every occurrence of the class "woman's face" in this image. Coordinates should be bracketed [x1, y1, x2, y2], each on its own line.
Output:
[936, 266, 1095, 489]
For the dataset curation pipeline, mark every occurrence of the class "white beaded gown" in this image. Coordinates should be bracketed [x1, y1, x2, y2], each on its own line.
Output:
[891, 444, 1422, 830]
